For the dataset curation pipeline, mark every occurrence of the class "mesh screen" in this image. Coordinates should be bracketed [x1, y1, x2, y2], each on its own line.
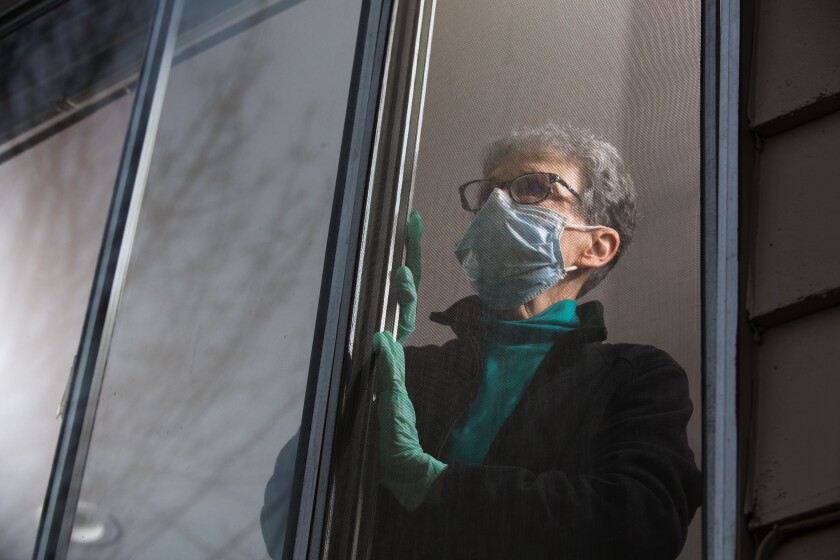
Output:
[329, 0, 702, 558]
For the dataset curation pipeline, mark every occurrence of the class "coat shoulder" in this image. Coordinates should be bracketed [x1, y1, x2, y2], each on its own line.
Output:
[594, 341, 684, 373]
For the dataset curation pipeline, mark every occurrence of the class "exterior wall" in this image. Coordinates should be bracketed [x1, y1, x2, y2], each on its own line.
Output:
[742, 0, 840, 556]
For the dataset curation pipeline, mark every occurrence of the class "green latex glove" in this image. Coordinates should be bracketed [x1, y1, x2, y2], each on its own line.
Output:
[374, 211, 445, 510]
[373, 331, 446, 511]
[396, 210, 423, 345]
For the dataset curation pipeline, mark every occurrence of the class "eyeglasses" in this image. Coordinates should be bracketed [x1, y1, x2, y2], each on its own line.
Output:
[458, 172, 582, 212]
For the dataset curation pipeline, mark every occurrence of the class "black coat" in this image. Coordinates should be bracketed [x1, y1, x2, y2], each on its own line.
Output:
[371, 297, 702, 559]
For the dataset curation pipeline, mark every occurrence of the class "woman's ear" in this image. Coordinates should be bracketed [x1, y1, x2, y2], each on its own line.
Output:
[577, 227, 620, 269]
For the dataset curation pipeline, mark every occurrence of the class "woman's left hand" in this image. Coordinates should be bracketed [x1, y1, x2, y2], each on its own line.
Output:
[373, 331, 446, 511]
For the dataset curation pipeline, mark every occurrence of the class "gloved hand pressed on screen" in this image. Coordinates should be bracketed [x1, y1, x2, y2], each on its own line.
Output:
[374, 211, 446, 511]
[373, 331, 446, 511]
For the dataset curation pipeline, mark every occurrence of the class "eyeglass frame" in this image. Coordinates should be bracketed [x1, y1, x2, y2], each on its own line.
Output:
[458, 172, 583, 213]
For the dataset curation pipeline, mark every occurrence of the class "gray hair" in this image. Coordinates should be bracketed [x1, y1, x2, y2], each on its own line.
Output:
[482, 123, 638, 296]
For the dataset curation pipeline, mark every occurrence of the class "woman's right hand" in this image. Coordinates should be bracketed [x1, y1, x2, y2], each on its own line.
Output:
[395, 210, 423, 344]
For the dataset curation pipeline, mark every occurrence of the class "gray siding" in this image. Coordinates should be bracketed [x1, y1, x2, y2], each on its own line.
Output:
[743, 0, 840, 555]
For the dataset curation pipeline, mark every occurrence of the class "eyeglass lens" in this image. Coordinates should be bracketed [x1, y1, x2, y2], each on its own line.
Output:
[462, 174, 554, 210]
[462, 181, 496, 210]
[510, 174, 552, 204]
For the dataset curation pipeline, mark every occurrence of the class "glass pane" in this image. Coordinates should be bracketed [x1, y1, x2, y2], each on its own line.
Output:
[329, 0, 703, 558]
[63, 1, 362, 558]
[0, 3, 151, 557]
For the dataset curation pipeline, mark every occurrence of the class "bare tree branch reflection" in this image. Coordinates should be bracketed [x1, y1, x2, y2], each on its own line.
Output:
[3, 1, 361, 558]
[63, 3, 361, 559]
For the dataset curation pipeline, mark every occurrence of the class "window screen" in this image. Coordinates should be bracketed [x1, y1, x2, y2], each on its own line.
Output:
[319, 0, 703, 558]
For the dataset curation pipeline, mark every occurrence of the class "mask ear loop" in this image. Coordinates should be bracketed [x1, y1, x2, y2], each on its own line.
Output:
[565, 223, 603, 231]
[561, 224, 604, 273]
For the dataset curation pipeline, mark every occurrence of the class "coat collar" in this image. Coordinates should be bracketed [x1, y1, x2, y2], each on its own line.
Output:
[429, 295, 608, 344]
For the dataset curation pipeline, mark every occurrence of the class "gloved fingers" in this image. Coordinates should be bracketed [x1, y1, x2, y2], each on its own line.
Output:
[404, 210, 423, 290]
[395, 266, 417, 344]
[372, 331, 406, 390]
[394, 266, 417, 306]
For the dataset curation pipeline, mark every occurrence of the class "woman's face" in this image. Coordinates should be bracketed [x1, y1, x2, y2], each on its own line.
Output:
[486, 151, 593, 269]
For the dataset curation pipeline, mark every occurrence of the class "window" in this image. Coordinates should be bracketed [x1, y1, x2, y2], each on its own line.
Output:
[312, 0, 709, 559]
[16, 0, 739, 558]
[16, 1, 363, 558]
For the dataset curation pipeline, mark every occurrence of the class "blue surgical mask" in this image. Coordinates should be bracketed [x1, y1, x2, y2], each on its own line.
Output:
[454, 189, 598, 309]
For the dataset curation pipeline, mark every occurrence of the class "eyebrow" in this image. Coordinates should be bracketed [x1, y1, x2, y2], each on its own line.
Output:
[487, 169, 552, 181]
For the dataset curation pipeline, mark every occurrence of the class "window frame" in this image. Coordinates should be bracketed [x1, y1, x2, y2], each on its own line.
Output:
[31, 0, 391, 558]
[296, 0, 741, 557]
[701, 0, 740, 558]
[33, 0, 740, 557]
[280, 0, 397, 558]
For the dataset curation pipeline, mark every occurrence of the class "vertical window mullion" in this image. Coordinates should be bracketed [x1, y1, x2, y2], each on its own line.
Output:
[702, 0, 739, 557]
[278, 1, 395, 559]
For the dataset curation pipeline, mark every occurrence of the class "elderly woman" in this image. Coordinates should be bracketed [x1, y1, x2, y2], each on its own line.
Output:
[372, 124, 701, 559]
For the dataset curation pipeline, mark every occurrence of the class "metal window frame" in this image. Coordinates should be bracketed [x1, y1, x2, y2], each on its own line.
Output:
[307, 0, 438, 558]
[702, 0, 740, 559]
[281, 1, 396, 559]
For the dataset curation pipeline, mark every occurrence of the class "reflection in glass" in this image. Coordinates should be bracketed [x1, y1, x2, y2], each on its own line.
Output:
[0, 97, 136, 560]
[0, 3, 151, 557]
[59, 1, 362, 559]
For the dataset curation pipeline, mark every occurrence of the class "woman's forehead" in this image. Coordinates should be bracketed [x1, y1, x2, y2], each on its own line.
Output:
[487, 151, 584, 184]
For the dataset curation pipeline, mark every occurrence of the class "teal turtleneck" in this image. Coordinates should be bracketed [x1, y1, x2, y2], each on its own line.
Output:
[445, 299, 580, 464]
